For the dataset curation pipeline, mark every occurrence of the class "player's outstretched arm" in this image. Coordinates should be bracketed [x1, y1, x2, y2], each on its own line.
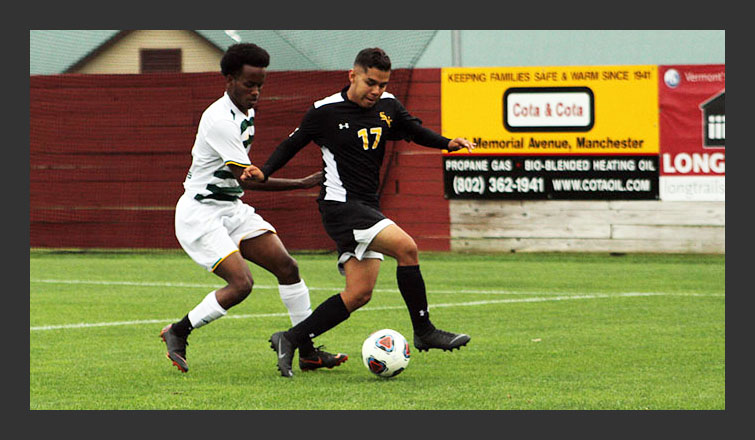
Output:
[400, 119, 476, 153]
[234, 163, 321, 191]
[242, 170, 323, 191]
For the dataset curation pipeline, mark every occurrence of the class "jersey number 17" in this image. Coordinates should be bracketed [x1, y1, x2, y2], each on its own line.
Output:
[358, 127, 383, 150]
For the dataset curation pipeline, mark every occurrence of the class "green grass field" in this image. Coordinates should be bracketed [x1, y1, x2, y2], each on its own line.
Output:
[29, 250, 725, 410]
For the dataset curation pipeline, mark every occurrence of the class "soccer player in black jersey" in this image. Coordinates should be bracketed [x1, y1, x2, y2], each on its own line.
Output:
[246, 47, 476, 377]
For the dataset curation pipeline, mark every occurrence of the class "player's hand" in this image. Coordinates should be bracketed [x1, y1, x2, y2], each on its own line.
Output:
[241, 164, 265, 182]
[299, 170, 324, 188]
[447, 137, 476, 153]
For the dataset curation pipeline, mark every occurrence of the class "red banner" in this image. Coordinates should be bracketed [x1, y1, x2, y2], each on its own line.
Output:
[658, 64, 725, 200]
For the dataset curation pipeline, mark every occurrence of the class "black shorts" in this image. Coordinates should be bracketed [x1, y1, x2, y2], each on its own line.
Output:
[318, 199, 395, 274]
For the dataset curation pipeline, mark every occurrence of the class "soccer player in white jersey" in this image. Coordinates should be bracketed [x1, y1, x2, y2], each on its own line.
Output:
[161, 43, 347, 373]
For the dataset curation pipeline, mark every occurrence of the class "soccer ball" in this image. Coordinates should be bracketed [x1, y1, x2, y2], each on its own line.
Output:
[361, 328, 410, 378]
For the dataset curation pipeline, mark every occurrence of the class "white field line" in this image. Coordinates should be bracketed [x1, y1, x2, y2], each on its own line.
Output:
[29, 279, 723, 332]
[29, 278, 722, 297]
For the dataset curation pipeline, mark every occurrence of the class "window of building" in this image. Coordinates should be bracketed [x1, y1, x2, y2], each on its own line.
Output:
[140, 49, 182, 73]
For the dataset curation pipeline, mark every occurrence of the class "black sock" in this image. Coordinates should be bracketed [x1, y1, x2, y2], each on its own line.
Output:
[286, 294, 350, 348]
[298, 338, 315, 357]
[171, 314, 193, 337]
[396, 265, 434, 336]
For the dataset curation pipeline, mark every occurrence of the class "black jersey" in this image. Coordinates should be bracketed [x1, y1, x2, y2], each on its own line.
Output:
[261, 85, 450, 205]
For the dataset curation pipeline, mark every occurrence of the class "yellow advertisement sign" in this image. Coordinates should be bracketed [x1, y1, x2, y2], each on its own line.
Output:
[441, 65, 659, 155]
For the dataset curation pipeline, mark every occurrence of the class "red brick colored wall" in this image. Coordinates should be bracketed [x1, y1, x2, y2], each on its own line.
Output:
[29, 69, 448, 251]
[380, 69, 449, 251]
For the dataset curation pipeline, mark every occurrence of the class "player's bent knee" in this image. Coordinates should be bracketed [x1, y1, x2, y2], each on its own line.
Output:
[276, 258, 300, 284]
[396, 241, 419, 265]
[343, 288, 373, 310]
[231, 276, 254, 298]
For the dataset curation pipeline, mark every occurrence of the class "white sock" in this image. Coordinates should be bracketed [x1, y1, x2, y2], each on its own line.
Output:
[278, 280, 312, 325]
[188, 290, 227, 329]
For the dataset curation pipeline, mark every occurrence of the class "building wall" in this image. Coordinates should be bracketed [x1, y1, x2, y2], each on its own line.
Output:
[29, 66, 724, 253]
[74, 30, 222, 74]
[29, 69, 449, 251]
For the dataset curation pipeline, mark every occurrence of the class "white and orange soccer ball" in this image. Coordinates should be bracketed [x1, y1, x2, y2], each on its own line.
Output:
[361, 329, 411, 378]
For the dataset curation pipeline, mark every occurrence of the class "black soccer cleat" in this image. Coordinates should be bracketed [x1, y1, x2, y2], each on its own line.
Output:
[299, 346, 349, 372]
[269, 331, 295, 377]
[160, 324, 189, 373]
[414, 328, 470, 352]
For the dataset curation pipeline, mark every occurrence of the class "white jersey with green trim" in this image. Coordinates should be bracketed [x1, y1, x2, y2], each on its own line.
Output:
[182, 92, 256, 201]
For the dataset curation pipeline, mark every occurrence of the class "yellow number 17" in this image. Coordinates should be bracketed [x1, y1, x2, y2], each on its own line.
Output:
[358, 127, 382, 150]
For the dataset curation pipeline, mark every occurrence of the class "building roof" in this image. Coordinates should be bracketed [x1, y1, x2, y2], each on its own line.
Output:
[62, 30, 225, 73]
[30, 30, 120, 75]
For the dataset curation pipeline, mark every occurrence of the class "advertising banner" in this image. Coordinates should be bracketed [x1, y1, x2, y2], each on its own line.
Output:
[441, 65, 660, 200]
[658, 65, 725, 201]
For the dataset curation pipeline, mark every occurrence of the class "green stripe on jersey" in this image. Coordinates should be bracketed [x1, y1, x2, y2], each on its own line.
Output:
[206, 183, 243, 195]
[213, 170, 236, 180]
[240, 117, 254, 134]
[195, 193, 238, 202]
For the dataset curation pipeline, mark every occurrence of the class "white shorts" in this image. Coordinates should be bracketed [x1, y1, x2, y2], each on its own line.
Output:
[335, 219, 394, 276]
[175, 193, 276, 272]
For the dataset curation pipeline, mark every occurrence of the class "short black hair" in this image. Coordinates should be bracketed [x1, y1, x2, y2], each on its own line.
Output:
[354, 47, 391, 72]
[220, 43, 270, 77]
